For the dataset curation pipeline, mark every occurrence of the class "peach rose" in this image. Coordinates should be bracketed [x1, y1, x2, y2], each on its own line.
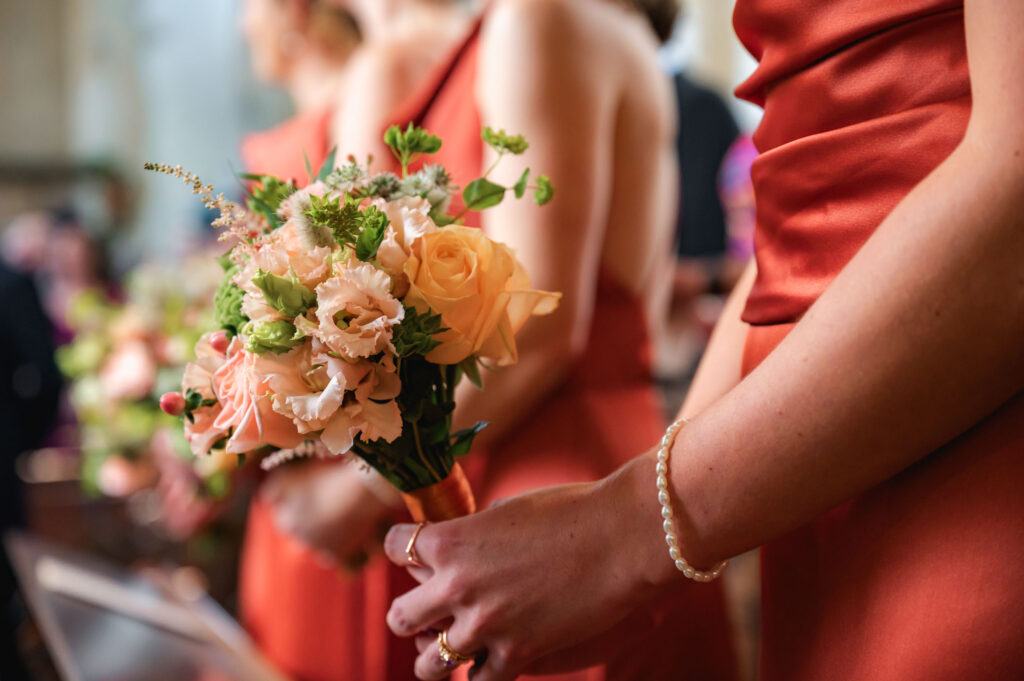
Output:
[210, 338, 303, 454]
[403, 226, 560, 366]
[314, 262, 404, 358]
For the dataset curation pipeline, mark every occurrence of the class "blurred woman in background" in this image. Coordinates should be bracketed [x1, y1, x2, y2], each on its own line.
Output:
[239, 0, 360, 180]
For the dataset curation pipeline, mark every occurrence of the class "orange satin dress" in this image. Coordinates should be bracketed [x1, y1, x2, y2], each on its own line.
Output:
[735, 2, 1024, 679]
[385, 17, 736, 681]
[238, 108, 421, 681]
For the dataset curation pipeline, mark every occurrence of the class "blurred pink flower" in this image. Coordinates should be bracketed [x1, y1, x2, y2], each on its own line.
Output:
[100, 339, 157, 401]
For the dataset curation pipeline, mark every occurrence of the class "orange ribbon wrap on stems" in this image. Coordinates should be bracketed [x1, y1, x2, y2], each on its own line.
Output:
[401, 462, 477, 522]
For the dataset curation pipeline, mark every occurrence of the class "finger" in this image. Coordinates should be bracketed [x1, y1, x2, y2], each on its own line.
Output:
[387, 580, 454, 637]
[409, 564, 433, 584]
[466, 648, 518, 681]
[413, 621, 486, 681]
[384, 522, 441, 569]
[415, 633, 435, 654]
[467, 659, 515, 681]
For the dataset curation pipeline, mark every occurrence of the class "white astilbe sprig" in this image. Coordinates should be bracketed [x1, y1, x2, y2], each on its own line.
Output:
[143, 163, 261, 243]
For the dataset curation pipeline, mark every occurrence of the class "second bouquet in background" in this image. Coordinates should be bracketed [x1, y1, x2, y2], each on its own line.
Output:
[154, 124, 559, 522]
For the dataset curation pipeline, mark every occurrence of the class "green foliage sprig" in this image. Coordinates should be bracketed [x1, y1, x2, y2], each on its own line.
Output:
[385, 123, 443, 177]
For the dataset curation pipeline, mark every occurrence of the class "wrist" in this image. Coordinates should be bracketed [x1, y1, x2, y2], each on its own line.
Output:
[601, 448, 724, 592]
[595, 454, 681, 594]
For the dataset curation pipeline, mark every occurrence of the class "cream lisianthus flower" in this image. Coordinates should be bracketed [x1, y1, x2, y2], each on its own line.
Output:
[376, 196, 438, 250]
[374, 196, 439, 297]
[403, 226, 560, 366]
[314, 262, 405, 358]
[236, 217, 334, 323]
[259, 341, 402, 455]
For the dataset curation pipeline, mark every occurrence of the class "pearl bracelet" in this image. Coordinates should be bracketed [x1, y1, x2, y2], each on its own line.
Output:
[656, 418, 727, 582]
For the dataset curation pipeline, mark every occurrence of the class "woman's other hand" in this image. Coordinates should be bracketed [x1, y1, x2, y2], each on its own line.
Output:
[262, 458, 401, 568]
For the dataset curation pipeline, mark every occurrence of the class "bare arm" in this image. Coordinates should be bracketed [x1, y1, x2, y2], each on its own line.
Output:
[679, 260, 755, 417]
[330, 47, 413, 171]
[451, 1, 612, 449]
[644, 0, 1024, 572]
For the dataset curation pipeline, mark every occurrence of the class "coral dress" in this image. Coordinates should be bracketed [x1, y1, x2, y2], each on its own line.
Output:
[238, 108, 421, 681]
[385, 17, 736, 681]
[735, 2, 1024, 679]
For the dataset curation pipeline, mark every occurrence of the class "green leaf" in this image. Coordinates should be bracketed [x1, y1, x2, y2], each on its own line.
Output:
[533, 175, 554, 206]
[253, 270, 316, 318]
[185, 388, 204, 412]
[383, 125, 402, 152]
[243, 174, 296, 229]
[354, 206, 389, 261]
[458, 357, 483, 389]
[428, 207, 456, 227]
[462, 178, 506, 211]
[315, 147, 338, 183]
[305, 194, 362, 246]
[392, 305, 446, 357]
[214, 266, 248, 337]
[449, 421, 488, 457]
[384, 123, 443, 175]
[513, 167, 530, 199]
[303, 151, 313, 184]
[481, 127, 529, 155]
[384, 123, 443, 158]
[243, 320, 304, 355]
[182, 388, 216, 426]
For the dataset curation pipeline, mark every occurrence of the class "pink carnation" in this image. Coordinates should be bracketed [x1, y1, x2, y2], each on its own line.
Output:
[210, 338, 304, 454]
[181, 332, 228, 456]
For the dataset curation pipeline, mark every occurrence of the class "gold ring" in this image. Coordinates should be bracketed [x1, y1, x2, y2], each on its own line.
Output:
[405, 521, 429, 568]
[437, 628, 473, 668]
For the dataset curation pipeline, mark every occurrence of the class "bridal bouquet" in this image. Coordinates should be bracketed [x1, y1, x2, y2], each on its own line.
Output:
[154, 125, 558, 521]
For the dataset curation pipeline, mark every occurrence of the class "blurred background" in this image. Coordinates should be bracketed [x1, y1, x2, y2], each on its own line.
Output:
[1, 1, 762, 679]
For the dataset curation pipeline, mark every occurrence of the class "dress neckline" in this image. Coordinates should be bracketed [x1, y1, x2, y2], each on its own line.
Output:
[386, 14, 486, 129]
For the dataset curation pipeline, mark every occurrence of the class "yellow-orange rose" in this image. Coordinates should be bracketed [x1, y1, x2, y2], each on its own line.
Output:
[403, 226, 560, 366]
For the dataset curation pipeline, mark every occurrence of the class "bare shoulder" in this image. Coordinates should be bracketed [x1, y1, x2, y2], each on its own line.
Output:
[482, 0, 659, 71]
[482, 0, 594, 54]
[345, 42, 413, 94]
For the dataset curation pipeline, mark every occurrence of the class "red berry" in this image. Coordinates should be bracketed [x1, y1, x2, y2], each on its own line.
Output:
[160, 392, 186, 416]
[209, 330, 230, 354]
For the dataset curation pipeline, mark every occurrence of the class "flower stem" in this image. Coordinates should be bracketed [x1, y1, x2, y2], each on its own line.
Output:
[411, 420, 443, 483]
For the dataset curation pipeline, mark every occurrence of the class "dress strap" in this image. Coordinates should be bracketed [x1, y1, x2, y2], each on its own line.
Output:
[386, 13, 487, 129]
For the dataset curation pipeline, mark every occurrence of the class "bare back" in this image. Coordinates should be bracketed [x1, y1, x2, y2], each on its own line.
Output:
[477, 0, 677, 343]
